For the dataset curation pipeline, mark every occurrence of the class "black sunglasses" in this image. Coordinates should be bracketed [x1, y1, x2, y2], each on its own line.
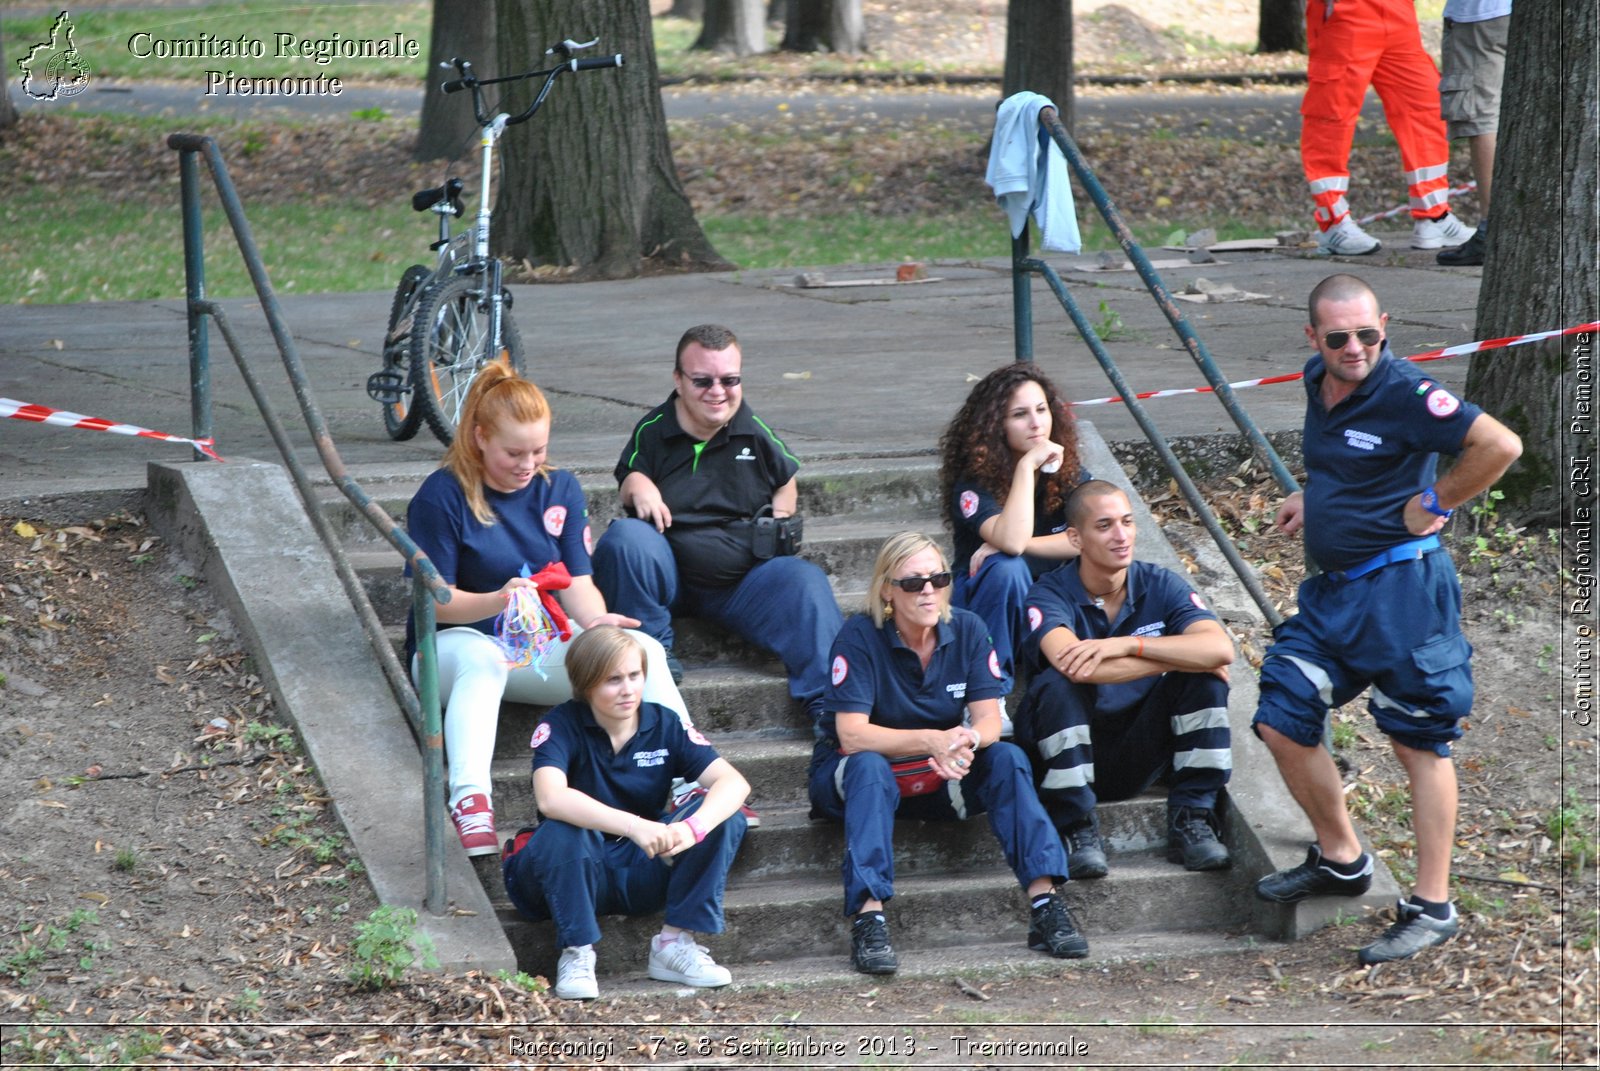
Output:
[1321, 328, 1382, 349]
[683, 374, 742, 390]
[888, 571, 953, 593]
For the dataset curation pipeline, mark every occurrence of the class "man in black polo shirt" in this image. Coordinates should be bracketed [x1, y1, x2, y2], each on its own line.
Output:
[592, 324, 843, 719]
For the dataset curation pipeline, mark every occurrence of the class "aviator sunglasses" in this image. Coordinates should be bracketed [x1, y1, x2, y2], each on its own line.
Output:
[1321, 328, 1382, 349]
[682, 374, 742, 390]
[888, 571, 953, 593]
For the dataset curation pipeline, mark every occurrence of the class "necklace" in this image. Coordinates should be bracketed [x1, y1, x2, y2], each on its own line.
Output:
[1088, 577, 1126, 609]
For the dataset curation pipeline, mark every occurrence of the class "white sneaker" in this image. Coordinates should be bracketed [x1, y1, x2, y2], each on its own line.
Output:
[998, 697, 1014, 740]
[1317, 216, 1381, 256]
[647, 932, 732, 988]
[1411, 211, 1475, 250]
[554, 945, 598, 1000]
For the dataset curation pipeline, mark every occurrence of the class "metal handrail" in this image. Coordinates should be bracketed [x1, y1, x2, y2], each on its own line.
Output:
[1008, 107, 1295, 628]
[168, 132, 452, 915]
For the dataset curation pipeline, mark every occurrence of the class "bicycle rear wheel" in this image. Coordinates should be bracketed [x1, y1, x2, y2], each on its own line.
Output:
[408, 274, 526, 446]
[380, 264, 432, 441]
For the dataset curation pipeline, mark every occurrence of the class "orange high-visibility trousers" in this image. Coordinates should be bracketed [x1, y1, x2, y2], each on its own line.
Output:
[1301, 0, 1452, 228]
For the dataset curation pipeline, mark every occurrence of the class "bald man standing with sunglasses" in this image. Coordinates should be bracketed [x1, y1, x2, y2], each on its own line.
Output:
[593, 324, 843, 724]
[1251, 273, 1521, 966]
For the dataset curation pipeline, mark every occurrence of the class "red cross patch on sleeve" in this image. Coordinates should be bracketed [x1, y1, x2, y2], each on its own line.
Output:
[831, 655, 848, 686]
[1425, 388, 1461, 418]
[530, 722, 551, 749]
[543, 505, 568, 536]
[959, 490, 979, 518]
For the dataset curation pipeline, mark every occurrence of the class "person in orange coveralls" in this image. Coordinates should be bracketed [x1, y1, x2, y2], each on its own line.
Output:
[1301, 0, 1476, 256]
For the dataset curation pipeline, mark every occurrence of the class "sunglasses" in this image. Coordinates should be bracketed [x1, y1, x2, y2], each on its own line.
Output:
[1321, 328, 1382, 349]
[888, 571, 953, 593]
[682, 374, 742, 390]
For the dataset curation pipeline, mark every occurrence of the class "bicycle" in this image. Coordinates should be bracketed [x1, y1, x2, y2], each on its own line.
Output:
[367, 38, 623, 445]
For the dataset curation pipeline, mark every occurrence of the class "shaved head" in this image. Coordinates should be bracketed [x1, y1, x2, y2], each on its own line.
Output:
[1308, 274, 1380, 329]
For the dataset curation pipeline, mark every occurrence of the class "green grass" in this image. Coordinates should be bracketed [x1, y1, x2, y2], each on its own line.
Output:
[5, 2, 434, 84]
[1, 184, 413, 304]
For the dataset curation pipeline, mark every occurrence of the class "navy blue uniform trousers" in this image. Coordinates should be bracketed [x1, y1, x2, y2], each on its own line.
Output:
[808, 741, 1068, 916]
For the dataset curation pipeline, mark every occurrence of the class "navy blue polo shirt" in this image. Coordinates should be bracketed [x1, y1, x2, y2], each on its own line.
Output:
[1021, 559, 1218, 717]
[614, 394, 800, 587]
[1301, 347, 1480, 571]
[818, 609, 1006, 742]
[530, 699, 720, 818]
[405, 466, 592, 655]
[949, 473, 1078, 579]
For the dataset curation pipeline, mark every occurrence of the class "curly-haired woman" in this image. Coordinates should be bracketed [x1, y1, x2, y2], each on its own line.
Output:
[938, 363, 1087, 694]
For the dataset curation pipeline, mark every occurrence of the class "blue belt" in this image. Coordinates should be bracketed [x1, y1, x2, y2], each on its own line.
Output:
[1326, 535, 1441, 583]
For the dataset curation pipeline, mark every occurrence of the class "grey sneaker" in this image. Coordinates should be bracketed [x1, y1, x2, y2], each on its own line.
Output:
[1062, 816, 1109, 880]
[1318, 216, 1381, 256]
[1411, 211, 1474, 250]
[1357, 899, 1459, 965]
[1436, 226, 1485, 266]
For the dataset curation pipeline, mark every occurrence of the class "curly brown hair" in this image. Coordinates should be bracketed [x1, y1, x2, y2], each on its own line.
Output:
[937, 363, 1081, 531]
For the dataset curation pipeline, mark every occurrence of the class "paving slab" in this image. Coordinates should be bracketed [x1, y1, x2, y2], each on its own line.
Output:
[1, 247, 1486, 509]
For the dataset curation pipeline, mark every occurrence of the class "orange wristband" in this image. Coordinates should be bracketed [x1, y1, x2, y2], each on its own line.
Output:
[1136, 637, 1144, 658]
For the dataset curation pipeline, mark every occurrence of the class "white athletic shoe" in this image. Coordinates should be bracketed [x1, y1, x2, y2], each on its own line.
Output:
[647, 932, 732, 988]
[554, 945, 598, 1000]
[1317, 216, 1381, 256]
[1411, 211, 1475, 250]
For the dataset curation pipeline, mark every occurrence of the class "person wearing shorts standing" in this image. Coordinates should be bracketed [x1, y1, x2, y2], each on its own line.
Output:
[1435, 0, 1511, 266]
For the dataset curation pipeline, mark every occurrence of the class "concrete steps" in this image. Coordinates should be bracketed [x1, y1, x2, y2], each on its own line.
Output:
[325, 438, 1393, 980]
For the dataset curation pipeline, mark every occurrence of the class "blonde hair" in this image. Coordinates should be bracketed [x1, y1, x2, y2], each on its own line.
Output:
[867, 532, 952, 628]
[443, 359, 553, 525]
[566, 626, 648, 704]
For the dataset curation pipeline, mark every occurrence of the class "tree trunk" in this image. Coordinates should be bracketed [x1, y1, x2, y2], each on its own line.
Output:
[779, 0, 823, 51]
[828, 0, 865, 55]
[494, 0, 731, 278]
[1463, 1, 1596, 525]
[0, 19, 18, 130]
[694, 0, 767, 55]
[1257, 0, 1306, 54]
[1003, 0, 1073, 132]
[414, 0, 497, 161]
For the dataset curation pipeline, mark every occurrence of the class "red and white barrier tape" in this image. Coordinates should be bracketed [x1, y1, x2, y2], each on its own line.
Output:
[1356, 182, 1478, 226]
[1, 398, 222, 460]
[1072, 321, 1599, 408]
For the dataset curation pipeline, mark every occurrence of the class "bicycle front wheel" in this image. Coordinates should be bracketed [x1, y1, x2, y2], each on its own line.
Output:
[408, 274, 526, 446]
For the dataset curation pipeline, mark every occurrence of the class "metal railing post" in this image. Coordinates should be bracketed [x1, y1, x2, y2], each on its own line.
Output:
[1012, 230, 1034, 362]
[1038, 106, 1300, 498]
[178, 150, 212, 462]
[412, 580, 447, 916]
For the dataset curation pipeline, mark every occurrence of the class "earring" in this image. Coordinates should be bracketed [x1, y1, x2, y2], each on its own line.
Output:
[882, 601, 894, 619]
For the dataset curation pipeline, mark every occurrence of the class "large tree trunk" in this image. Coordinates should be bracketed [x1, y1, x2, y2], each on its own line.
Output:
[778, 0, 863, 54]
[414, 0, 497, 161]
[694, 0, 767, 55]
[1464, 1, 1596, 525]
[494, 0, 731, 278]
[1003, 0, 1073, 132]
[0, 19, 18, 130]
[1257, 0, 1306, 54]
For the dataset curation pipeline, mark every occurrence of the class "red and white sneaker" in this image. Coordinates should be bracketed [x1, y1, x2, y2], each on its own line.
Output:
[451, 794, 498, 857]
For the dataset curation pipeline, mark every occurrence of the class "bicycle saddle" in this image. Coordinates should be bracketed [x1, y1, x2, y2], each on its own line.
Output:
[411, 177, 465, 217]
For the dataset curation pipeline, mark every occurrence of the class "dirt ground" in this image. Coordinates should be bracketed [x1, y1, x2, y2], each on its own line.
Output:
[0, 464, 1592, 1067]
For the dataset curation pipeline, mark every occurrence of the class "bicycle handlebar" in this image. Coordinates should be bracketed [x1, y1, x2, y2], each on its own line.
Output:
[438, 50, 624, 126]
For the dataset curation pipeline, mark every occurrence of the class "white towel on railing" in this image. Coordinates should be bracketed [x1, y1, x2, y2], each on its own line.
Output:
[985, 92, 1081, 253]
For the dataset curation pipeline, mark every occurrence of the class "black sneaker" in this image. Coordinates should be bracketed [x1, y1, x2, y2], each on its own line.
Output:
[1062, 816, 1108, 880]
[1255, 844, 1373, 903]
[1167, 805, 1231, 871]
[664, 651, 686, 685]
[1358, 899, 1459, 964]
[1435, 227, 1485, 266]
[850, 912, 898, 975]
[1028, 890, 1089, 959]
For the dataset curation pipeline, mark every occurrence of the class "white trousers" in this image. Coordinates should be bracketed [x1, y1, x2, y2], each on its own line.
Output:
[415, 625, 689, 808]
